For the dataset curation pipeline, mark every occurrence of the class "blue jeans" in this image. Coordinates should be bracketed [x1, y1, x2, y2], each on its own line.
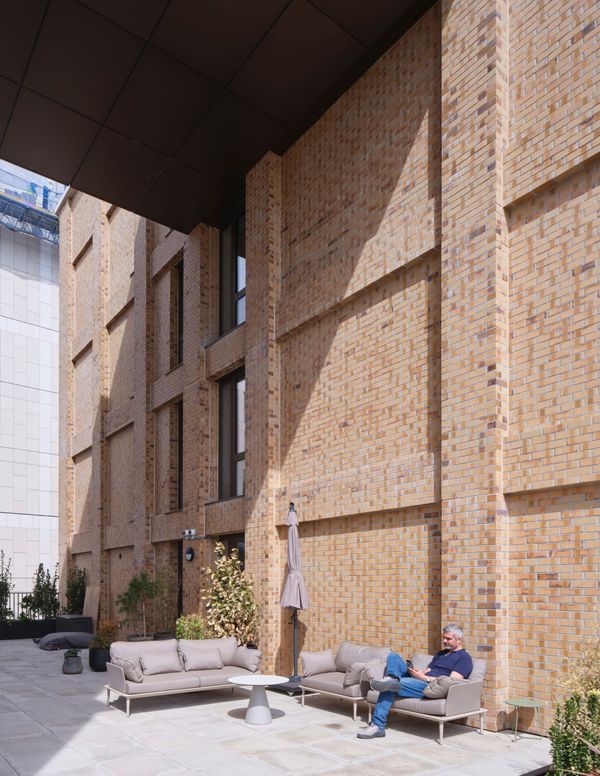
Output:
[372, 652, 427, 730]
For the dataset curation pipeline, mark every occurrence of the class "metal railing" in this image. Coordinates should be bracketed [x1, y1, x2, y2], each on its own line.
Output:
[5, 592, 35, 620]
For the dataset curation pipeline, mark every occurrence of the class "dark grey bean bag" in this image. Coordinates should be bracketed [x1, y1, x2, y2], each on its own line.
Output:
[37, 631, 94, 650]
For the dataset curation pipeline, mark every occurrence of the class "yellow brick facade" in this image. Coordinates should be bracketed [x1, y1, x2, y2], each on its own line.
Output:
[59, 0, 599, 735]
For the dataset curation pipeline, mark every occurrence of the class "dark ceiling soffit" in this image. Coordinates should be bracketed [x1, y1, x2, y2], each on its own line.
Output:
[0, 0, 437, 234]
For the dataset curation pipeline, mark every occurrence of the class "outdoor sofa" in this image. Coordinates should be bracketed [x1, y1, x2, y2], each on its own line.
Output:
[299, 640, 392, 720]
[365, 652, 487, 744]
[105, 636, 261, 716]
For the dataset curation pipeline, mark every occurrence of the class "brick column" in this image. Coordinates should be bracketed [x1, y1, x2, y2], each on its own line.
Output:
[440, 0, 510, 729]
[245, 152, 282, 670]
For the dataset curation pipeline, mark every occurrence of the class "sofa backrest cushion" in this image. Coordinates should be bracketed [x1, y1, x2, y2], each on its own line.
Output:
[179, 646, 224, 672]
[335, 641, 392, 673]
[111, 655, 143, 682]
[178, 637, 238, 666]
[231, 646, 261, 673]
[138, 639, 183, 676]
[300, 649, 336, 677]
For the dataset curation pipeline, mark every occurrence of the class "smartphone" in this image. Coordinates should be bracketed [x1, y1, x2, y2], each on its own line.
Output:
[406, 660, 413, 671]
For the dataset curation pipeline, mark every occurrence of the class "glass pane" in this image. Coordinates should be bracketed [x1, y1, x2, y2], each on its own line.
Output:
[236, 254, 246, 292]
[235, 459, 245, 497]
[236, 378, 245, 453]
[235, 295, 246, 325]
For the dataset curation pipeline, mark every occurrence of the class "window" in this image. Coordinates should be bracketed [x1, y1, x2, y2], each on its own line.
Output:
[171, 258, 184, 367]
[219, 369, 245, 499]
[176, 400, 183, 511]
[219, 209, 245, 334]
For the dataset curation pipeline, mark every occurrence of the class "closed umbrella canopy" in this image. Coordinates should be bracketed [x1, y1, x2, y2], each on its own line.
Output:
[281, 504, 309, 610]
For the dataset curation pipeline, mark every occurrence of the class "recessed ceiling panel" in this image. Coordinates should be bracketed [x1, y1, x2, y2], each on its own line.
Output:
[1, 89, 98, 184]
[311, 0, 415, 47]
[79, 0, 170, 40]
[73, 128, 168, 210]
[0, 0, 47, 85]
[229, 0, 364, 127]
[25, 0, 144, 123]
[178, 93, 288, 185]
[151, 0, 289, 86]
[106, 46, 221, 157]
[0, 77, 19, 141]
[136, 162, 231, 232]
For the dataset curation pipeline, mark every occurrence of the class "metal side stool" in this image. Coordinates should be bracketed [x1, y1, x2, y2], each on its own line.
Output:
[505, 697, 544, 741]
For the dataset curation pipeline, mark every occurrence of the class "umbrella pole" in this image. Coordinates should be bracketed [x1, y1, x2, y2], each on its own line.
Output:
[291, 608, 300, 682]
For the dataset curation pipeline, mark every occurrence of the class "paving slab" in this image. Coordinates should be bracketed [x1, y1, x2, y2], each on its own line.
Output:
[0, 639, 551, 775]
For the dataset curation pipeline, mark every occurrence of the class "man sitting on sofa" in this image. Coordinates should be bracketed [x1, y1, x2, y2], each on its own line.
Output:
[357, 623, 473, 739]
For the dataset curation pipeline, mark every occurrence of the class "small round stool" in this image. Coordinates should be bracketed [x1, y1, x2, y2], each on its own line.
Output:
[505, 697, 543, 741]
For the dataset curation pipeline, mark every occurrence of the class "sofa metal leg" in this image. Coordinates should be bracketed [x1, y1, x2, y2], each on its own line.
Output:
[438, 721, 444, 745]
[479, 712, 484, 734]
[352, 702, 357, 721]
[126, 697, 130, 717]
[301, 688, 305, 708]
[106, 688, 110, 708]
[368, 705, 372, 724]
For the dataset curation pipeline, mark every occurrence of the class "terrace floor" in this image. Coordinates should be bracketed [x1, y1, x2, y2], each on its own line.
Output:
[0, 639, 551, 776]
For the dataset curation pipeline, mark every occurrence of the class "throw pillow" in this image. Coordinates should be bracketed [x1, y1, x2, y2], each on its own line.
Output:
[179, 646, 224, 672]
[231, 646, 261, 672]
[139, 649, 183, 676]
[300, 649, 336, 677]
[423, 675, 458, 699]
[343, 661, 367, 687]
[111, 655, 143, 683]
[360, 658, 387, 683]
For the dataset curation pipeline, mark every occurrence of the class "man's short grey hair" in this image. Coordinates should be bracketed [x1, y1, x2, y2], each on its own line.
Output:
[443, 624, 464, 640]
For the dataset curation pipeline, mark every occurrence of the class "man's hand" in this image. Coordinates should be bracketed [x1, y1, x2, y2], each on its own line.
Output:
[408, 667, 429, 681]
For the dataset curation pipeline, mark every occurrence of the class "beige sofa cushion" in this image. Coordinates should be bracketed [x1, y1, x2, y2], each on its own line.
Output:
[190, 665, 251, 687]
[178, 637, 238, 666]
[179, 645, 223, 671]
[111, 655, 143, 682]
[301, 671, 364, 698]
[335, 642, 391, 673]
[300, 649, 336, 677]
[231, 646, 261, 672]
[138, 640, 182, 675]
[124, 672, 200, 695]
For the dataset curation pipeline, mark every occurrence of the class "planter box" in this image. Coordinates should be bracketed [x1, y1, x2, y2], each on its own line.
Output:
[0, 619, 56, 640]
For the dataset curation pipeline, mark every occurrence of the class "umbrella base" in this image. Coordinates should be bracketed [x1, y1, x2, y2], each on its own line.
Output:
[270, 678, 304, 696]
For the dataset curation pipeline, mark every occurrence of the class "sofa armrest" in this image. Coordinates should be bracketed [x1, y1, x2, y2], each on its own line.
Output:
[106, 662, 127, 693]
[445, 680, 483, 716]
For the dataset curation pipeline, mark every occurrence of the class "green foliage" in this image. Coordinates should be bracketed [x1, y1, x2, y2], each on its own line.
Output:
[64, 648, 80, 658]
[65, 567, 87, 615]
[203, 542, 259, 645]
[563, 636, 600, 696]
[176, 612, 206, 640]
[21, 564, 59, 619]
[90, 620, 119, 649]
[549, 691, 600, 775]
[116, 571, 160, 638]
[0, 551, 14, 621]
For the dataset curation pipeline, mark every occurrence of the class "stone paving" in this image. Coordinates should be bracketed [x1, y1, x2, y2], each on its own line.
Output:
[0, 640, 551, 776]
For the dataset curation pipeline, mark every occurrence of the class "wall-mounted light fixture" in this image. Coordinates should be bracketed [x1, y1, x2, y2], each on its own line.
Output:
[185, 547, 195, 562]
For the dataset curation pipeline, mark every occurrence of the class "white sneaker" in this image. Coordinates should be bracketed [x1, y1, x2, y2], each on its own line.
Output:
[357, 724, 385, 739]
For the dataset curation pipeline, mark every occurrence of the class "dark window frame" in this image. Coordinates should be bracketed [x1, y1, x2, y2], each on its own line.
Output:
[171, 257, 184, 368]
[218, 368, 245, 500]
[176, 399, 183, 511]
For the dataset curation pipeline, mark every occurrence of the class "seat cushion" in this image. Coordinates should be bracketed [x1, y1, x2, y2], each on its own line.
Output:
[366, 688, 446, 716]
[302, 671, 364, 698]
[189, 665, 250, 687]
[124, 672, 200, 695]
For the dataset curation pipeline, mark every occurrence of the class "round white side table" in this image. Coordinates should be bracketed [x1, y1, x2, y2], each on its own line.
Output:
[228, 674, 288, 725]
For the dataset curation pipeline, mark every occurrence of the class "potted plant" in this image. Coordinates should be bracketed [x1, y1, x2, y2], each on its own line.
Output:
[203, 542, 260, 646]
[62, 648, 83, 674]
[1, 561, 58, 641]
[89, 620, 119, 672]
[116, 571, 159, 641]
[176, 612, 206, 640]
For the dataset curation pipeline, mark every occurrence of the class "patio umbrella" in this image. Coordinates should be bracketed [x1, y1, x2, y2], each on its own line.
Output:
[280, 502, 309, 685]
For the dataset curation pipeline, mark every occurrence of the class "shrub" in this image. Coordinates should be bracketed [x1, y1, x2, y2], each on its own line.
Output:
[0, 551, 14, 621]
[563, 636, 600, 696]
[203, 542, 259, 645]
[116, 571, 160, 638]
[90, 620, 119, 649]
[549, 691, 600, 775]
[65, 567, 87, 615]
[21, 564, 59, 619]
[64, 648, 80, 658]
[176, 613, 206, 640]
